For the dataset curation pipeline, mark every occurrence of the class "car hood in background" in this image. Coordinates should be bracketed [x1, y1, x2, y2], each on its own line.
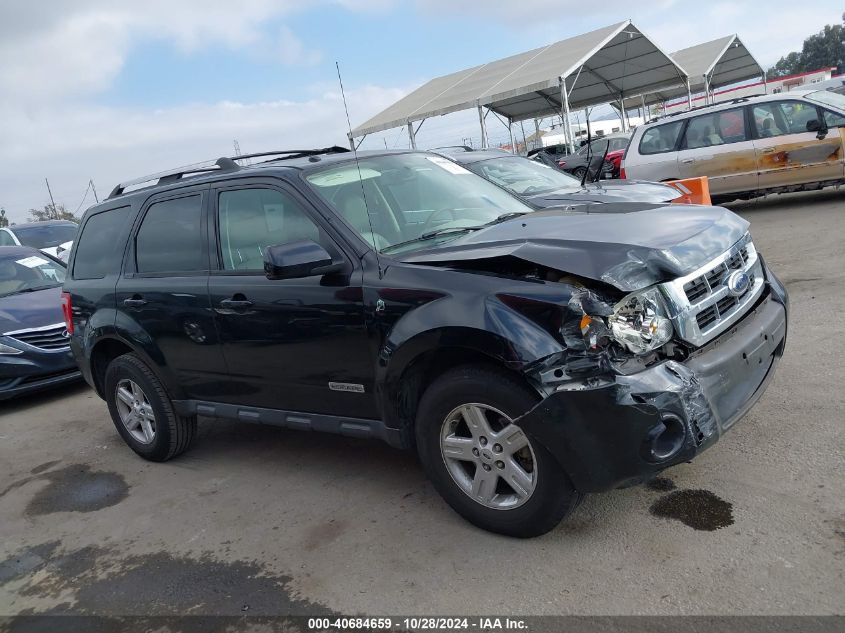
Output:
[528, 180, 678, 207]
[0, 286, 65, 334]
[398, 204, 748, 292]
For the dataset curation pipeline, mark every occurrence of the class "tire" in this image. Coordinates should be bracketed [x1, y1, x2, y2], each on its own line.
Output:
[415, 365, 582, 537]
[572, 167, 587, 181]
[104, 353, 197, 462]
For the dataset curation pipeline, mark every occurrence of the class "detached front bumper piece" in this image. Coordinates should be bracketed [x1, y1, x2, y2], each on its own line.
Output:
[517, 289, 787, 493]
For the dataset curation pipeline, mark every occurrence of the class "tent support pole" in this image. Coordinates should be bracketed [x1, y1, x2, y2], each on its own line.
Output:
[618, 96, 628, 132]
[703, 75, 709, 105]
[641, 95, 647, 122]
[508, 117, 516, 153]
[477, 104, 488, 149]
[686, 79, 693, 110]
[520, 120, 528, 153]
[559, 78, 572, 152]
[762, 71, 767, 94]
[347, 134, 355, 151]
[406, 122, 417, 150]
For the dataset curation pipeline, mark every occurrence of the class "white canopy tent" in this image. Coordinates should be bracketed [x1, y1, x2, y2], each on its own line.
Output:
[625, 34, 764, 112]
[349, 20, 690, 151]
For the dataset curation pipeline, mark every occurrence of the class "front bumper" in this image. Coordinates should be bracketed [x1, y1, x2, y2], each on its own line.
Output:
[0, 343, 81, 401]
[517, 281, 788, 493]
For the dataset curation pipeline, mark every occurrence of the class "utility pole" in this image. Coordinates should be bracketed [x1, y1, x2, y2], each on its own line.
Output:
[45, 178, 57, 218]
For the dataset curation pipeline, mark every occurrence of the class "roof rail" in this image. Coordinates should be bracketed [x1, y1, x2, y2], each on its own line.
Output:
[107, 146, 350, 199]
[654, 93, 769, 121]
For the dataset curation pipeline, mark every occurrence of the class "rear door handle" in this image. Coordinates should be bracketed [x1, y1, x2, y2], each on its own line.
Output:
[220, 298, 254, 309]
[123, 297, 147, 307]
[681, 158, 694, 164]
[761, 148, 776, 154]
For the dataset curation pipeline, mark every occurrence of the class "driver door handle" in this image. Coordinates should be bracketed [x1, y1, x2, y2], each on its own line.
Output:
[123, 296, 147, 307]
[220, 297, 254, 309]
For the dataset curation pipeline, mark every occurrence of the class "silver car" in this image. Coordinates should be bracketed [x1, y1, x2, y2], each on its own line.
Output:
[622, 90, 845, 202]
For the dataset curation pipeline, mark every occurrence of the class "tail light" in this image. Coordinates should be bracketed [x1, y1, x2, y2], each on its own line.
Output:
[61, 291, 74, 335]
[558, 160, 566, 167]
[619, 164, 627, 179]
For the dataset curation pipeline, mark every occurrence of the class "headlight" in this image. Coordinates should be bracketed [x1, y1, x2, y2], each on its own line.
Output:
[607, 287, 674, 355]
[0, 341, 23, 355]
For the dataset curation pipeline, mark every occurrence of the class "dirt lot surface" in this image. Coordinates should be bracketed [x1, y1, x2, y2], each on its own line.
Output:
[1, 189, 843, 618]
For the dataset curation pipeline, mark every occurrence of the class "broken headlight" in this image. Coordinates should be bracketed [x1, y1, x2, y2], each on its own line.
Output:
[607, 287, 674, 355]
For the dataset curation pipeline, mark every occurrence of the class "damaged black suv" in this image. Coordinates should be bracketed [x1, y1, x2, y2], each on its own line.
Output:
[64, 148, 788, 537]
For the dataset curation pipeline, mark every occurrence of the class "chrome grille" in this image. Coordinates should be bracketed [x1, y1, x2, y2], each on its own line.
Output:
[661, 236, 765, 347]
[6, 323, 70, 351]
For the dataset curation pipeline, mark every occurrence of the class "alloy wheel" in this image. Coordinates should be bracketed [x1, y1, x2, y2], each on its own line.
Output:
[115, 379, 156, 444]
[439, 403, 537, 510]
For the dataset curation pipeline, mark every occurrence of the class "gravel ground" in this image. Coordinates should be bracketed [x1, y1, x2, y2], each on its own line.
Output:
[1, 189, 843, 618]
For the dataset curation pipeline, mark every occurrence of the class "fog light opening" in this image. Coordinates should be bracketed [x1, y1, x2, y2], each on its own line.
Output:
[651, 415, 686, 461]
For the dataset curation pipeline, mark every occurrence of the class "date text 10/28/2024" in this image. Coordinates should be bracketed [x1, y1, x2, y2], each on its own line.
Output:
[308, 617, 528, 631]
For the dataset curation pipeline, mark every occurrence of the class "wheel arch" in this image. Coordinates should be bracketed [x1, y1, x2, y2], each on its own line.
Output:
[378, 327, 540, 449]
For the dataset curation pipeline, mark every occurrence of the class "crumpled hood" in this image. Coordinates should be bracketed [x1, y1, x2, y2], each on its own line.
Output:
[529, 180, 678, 206]
[0, 286, 64, 335]
[398, 204, 750, 292]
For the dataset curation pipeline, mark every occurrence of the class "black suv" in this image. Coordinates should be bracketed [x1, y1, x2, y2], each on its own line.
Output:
[64, 148, 788, 537]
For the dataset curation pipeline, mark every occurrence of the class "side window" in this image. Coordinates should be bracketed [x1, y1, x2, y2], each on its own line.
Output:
[136, 195, 205, 274]
[0, 231, 15, 246]
[684, 108, 746, 148]
[754, 101, 819, 137]
[638, 121, 683, 155]
[822, 109, 845, 128]
[72, 206, 132, 279]
[218, 188, 322, 271]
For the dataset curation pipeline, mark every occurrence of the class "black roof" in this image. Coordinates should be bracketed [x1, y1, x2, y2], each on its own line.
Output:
[104, 147, 417, 201]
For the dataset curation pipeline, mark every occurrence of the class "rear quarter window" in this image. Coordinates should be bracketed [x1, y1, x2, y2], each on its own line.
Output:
[72, 206, 133, 280]
[637, 121, 684, 155]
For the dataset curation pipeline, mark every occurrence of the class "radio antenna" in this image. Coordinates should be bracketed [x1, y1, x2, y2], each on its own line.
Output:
[336, 61, 383, 278]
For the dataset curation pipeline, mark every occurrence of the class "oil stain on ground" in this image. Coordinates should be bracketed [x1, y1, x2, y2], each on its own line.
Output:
[25, 465, 128, 516]
[645, 477, 676, 492]
[650, 489, 734, 531]
[2, 543, 332, 619]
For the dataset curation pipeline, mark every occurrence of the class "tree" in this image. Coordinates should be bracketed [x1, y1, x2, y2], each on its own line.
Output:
[0, 207, 8, 228]
[768, 14, 845, 79]
[28, 203, 79, 223]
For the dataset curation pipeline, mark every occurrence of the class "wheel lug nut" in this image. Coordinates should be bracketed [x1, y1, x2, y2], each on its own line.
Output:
[482, 464, 491, 471]
[495, 460, 505, 469]
[479, 437, 488, 446]
[472, 448, 480, 457]
[493, 444, 502, 453]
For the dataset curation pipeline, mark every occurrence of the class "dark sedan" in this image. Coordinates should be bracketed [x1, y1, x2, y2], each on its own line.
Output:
[441, 149, 680, 207]
[0, 246, 80, 400]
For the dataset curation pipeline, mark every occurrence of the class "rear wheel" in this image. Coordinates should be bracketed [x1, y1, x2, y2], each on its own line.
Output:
[104, 353, 196, 461]
[572, 166, 587, 180]
[415, 366, 582, 537]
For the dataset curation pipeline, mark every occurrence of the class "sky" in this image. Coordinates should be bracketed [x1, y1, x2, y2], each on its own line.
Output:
[1, 0, 842, 223]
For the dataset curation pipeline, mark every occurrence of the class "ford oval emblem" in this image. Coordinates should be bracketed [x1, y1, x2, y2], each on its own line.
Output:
[727, 270, 751, 297]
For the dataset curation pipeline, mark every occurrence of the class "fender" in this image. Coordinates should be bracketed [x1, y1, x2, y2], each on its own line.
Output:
[373, 285, 568, 437]
[105, 309, 188, 400]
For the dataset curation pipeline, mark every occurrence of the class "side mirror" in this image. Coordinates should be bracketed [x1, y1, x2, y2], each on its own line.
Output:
[263, 240, 343, 280]
[806, 118, 828, 139]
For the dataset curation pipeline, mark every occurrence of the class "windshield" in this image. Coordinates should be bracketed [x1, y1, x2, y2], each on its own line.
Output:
[13, 223, 78, 249]
[466, 156, 582, 196]
[0, 252, 66, 298]
[305, 153, 534, 255]
[805, 90, 845, 111]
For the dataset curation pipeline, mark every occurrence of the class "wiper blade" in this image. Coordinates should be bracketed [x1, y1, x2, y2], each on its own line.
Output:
[381, 212, 529, 254]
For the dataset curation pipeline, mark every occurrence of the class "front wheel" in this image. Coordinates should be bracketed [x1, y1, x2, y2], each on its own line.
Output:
[415, 366, 582, 537]
[572, 166, 587, 181]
